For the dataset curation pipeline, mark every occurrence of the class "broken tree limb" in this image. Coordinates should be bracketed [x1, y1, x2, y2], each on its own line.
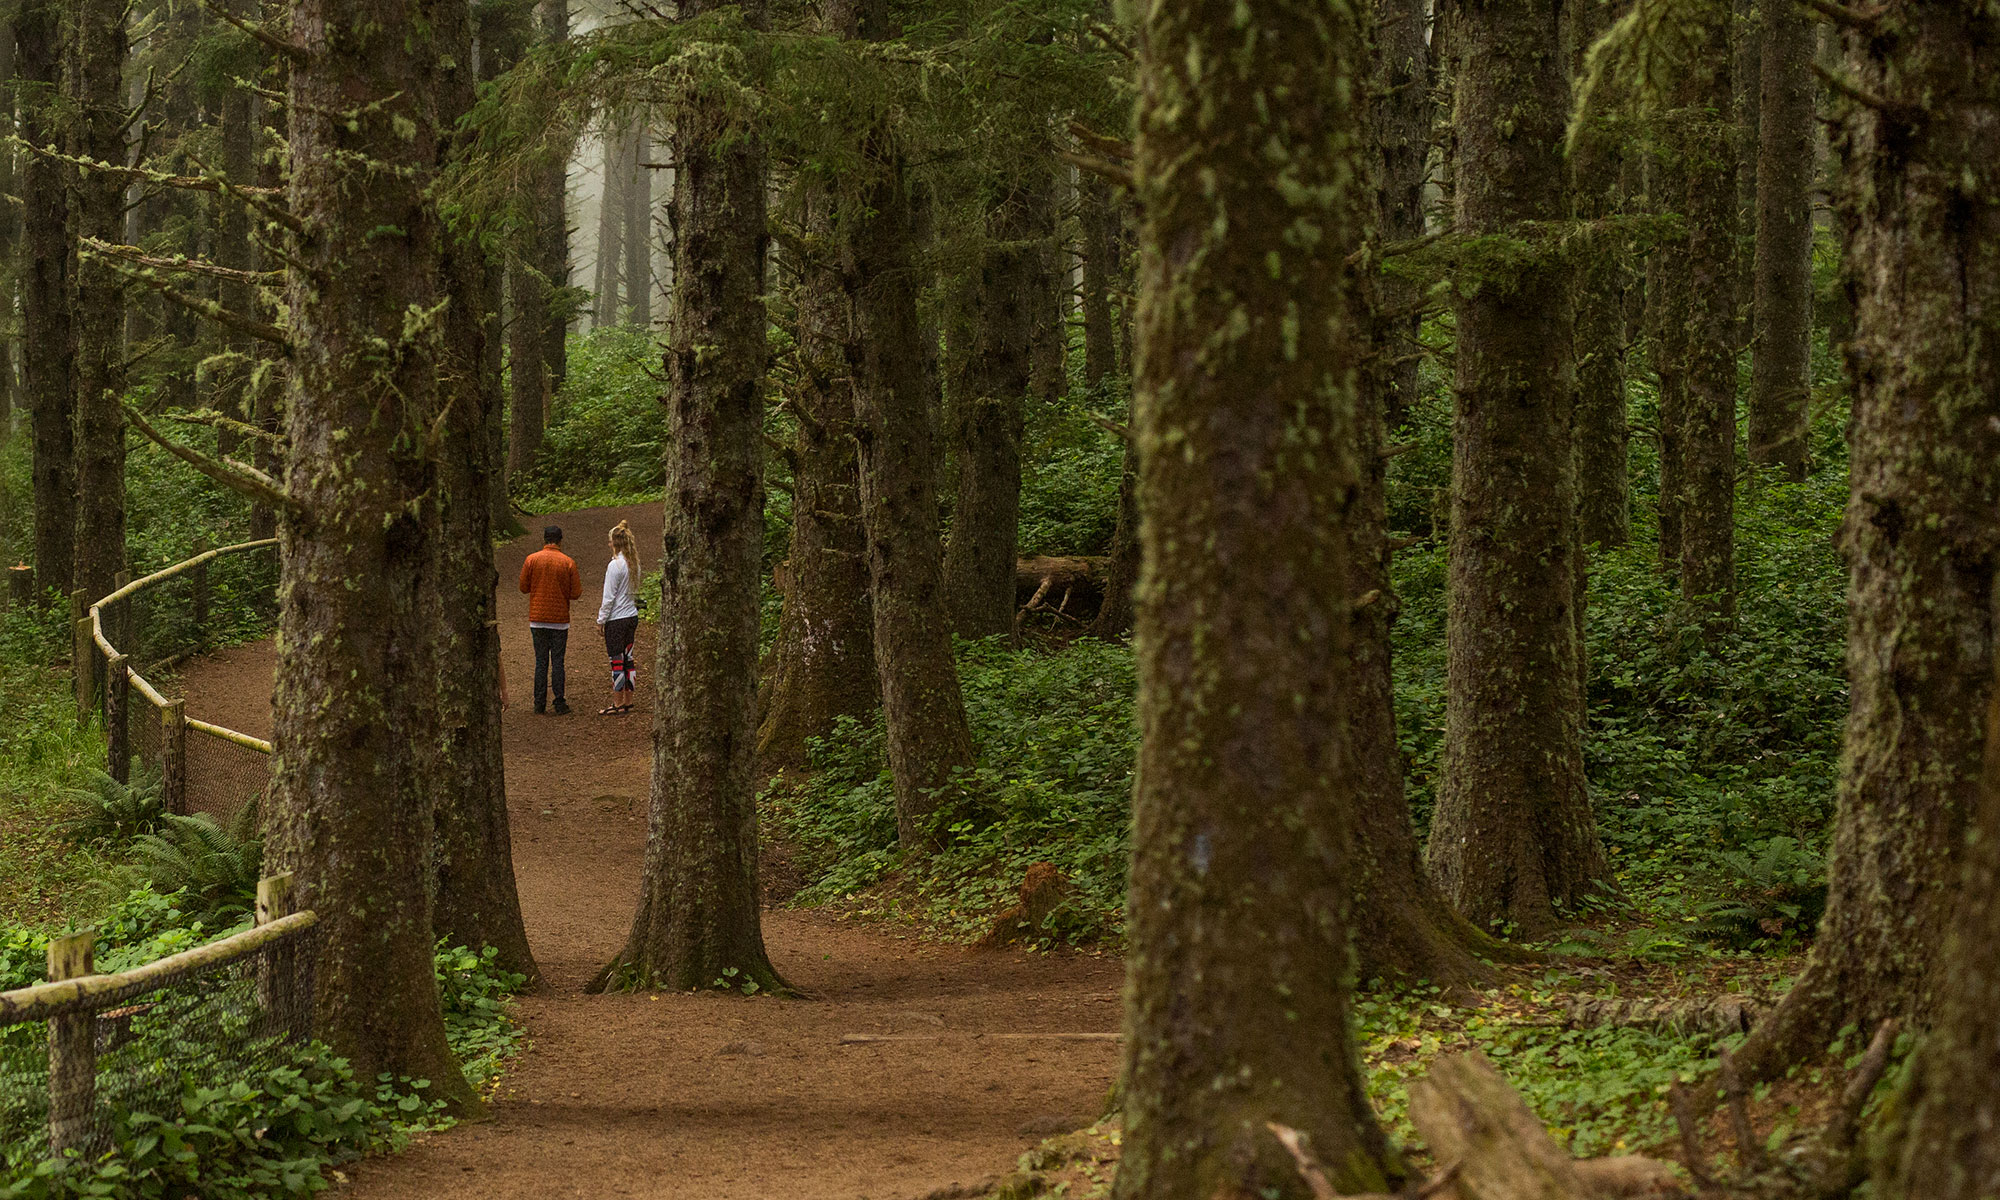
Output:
[123, 404, 301, 516]
[1406, 1052, 1597, 1200]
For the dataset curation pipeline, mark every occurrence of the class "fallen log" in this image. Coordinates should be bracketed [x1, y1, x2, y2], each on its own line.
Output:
[1014, 556, 1106, 625]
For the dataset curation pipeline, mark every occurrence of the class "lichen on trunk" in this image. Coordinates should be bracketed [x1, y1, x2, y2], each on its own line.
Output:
[1114, 2, 1402, 1196]
[1424, 0, 1613, 939]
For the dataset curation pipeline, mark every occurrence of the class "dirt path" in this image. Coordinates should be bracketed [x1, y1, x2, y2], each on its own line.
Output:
[177, 505, 1124, 1200]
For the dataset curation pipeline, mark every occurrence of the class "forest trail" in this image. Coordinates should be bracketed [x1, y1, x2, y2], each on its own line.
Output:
[177, 504, 1124, 1200]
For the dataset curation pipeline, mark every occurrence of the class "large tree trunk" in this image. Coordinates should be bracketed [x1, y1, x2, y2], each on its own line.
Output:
[1569, 0, 1630, 551]
[268, 0, 475, 1110]
[429, 0, 537, 985]
[1647, 158, 1689, 577]
[757, 186, 877, 770]
[1374, 0, 1431, 434]
[942, 181, 1040, 640]
[503, 0, 566, 515]
[599, 0, 783, 994]
[1115, 3, 1402, 1195]
[249, 93, 284, 543]
[17, 0, 74, 600]
[623, 122, 651, 328]
[1674, 15, 1739, 625]
[593, 125, 623, 328]
[0, 28, 17, 446]
[847, 115, 975, 851]
[1425, 0, 1612, 938]
[1746, 0, 1815, 481]
[1727, 0, 2000, 1097]
[1732, 0, 1760, 348]
[68, 0, 127, 605]
[215, 1, 259, 462]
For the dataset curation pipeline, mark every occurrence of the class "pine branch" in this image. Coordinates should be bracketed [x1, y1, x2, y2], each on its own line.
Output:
[9, 140, 282, 197]
[202, 0, 309, 62]
[123, 403, 301, 516]
[96, 258, 292, 350]
[1812, 60, 1907, 116]
[1066, 119, 1133, 162]
[165, 408, 286, 449]
[1058, 150, 1134, 191]
[82, 238, 282, 288]
[1795, 0, 1885, 29]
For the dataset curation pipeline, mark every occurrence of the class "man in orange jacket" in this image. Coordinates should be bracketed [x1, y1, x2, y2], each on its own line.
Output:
[519, 525, 583, 715]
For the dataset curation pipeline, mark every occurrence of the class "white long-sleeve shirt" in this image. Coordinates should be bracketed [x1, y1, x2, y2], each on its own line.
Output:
[598, 555, 640, 624]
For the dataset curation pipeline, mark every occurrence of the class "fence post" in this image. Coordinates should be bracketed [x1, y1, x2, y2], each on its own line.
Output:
[105, 654, 130, 785]
[190, 539, 210, 651]
[161, 699, 188, 815]
[46, 931, 97, 1161]
[111, 571, 130, 668]
[256, 873, 302, 1036]
[70, 590, 93, 726]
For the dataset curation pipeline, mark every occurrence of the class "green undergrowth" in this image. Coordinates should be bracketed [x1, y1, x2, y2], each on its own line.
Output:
[773, 466, 1850, 957]
[0, 887, 525, 1199]
[765, 636, 1138, 944]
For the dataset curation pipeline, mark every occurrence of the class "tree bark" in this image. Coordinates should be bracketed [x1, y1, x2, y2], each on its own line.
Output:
[1077, 174, 1118, 390]
[1647, 155, 1689, 577]
[847, 120, 975, 852]
[0, 26, 17, 446]
[430, 0, 537, 985]
[1732, 0, 1760, 348]
[17, 0, 75, 600]
[1374, 0, 1431, 434]
[1425, 0, 1612, 938]
[268, 0, 476, 1110]
[1746, 0, 1814, 481]
[1569, 0, 1630, 551]
[1027, 172, 1065, 403]
[68, 0, 128, 606]
[1674, 14, 1739, 625]
[942, 181, 1041, 640]
[594, 125, 624, 328]
[1086, 433, 1137, 640]
[504, 0, 566, 512]
[1115, 3, 1403, 1195]
[757, 186, 877, 770]
[623, 122, 651, 328]
[599, 0, 783, 994]
[1727, 0, 2000, 1098]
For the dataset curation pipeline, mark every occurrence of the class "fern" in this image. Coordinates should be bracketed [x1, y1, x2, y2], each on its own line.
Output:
[60, 766, 167, 846]
[124, 798, 264, 928]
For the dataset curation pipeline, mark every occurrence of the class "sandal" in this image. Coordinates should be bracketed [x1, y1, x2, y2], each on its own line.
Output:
[598, 704, 634, 716]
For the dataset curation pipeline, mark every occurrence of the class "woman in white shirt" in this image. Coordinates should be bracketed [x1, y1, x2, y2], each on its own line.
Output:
[596, 520, 642, 714]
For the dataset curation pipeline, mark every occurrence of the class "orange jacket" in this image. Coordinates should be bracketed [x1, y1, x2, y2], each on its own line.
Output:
[518, 544, 582, 625]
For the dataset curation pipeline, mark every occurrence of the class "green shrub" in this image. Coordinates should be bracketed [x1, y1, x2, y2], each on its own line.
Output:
[59, 771, 166, 849]
[512, 326, 662, 511]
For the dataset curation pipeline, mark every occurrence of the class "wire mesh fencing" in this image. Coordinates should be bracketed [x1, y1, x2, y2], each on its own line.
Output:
[0, 897, 317, 1169]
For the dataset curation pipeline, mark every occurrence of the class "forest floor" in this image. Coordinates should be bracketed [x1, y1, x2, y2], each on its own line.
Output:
[176, 503, 1124, 1200]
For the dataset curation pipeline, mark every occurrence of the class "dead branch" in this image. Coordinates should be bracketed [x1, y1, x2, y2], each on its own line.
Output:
[1811, 61, 1906, 117]
[97, 260, 291, 350]
[202, 0, 310, 61]
[165, 409, 285, 448]
[81, 238, 282, 287]
[1066, 118, 1133, 162]
[123, 403, 300, 516]
[1825, 1019, 1900, 1154]
[1088, 412, 1130, 442]
[1794, 0, 1884, 29]
[1058, 149, 1134, 191]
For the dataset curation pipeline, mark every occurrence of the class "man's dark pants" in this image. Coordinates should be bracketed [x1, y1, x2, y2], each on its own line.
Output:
[531, 626, 569, 711]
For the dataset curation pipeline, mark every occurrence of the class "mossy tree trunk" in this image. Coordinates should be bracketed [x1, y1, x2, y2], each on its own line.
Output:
[593, 125, 624, 328]
[1425, 0, 1612, 939]
[1087, 433, 1137, 640]
[1647, 153, 1689, 577]
[1728, 0, 2000, 1095]
[18, 0, 75, 599]
[269, 0, 475, 1111]
[1114, 3, 1402, 1197]
[67, 0, 127, 605]
[430, 0, 537, 986]
[942, 180, 1042, 640]
[600, 0, 783, 995]
[623, 122, 651, 329]
[1672, 11, 1739, 624]
[843, 0, 975, 850]
[757, 103, 878, 771]
[1077, 173, 1118, 390]
[1569, 0, 1631, 551]
[1373, 0, 1431, 434]
[1746, 0, 1814, 481]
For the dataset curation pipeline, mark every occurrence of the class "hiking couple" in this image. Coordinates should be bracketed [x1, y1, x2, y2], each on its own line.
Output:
[518, 521, 642, 716]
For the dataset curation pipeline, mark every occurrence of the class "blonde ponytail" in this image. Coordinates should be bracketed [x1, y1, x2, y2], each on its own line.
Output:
[609, 520, 641, 578]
